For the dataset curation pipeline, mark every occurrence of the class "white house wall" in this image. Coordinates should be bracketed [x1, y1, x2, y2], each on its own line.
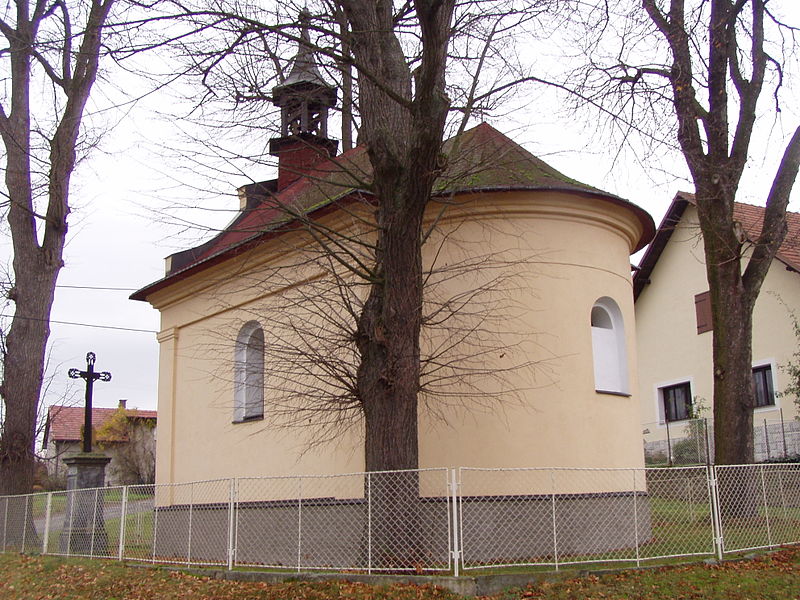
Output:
[636, 204, 800, 442]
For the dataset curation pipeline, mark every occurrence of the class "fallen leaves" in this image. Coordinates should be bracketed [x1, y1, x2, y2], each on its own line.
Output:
[0, 546, 798, 600]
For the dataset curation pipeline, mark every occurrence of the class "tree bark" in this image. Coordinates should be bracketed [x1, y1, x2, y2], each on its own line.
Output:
[339, 0, 453, 566]
[695, 184, 756, 465]
[342, 0, 454, 473]
[641, 0, 800, 466]
[0, 0, 114, 495]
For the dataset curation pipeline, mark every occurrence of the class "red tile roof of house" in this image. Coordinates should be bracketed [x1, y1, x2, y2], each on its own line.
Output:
[45, 405, 157, 444]
[730, 198, 800, 271]
[633, 192, 800, 299]
[131, 123, 655, 302]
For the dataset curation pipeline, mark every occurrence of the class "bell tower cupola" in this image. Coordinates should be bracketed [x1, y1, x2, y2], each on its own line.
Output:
[269, 10, 338, 190]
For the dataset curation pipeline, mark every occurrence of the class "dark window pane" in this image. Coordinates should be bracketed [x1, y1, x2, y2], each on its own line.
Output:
[753, 365, 774, 408]
[662, 382, 692, 422]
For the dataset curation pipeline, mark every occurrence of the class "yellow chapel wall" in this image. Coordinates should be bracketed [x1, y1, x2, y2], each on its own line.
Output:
[147, 189, 649, 496]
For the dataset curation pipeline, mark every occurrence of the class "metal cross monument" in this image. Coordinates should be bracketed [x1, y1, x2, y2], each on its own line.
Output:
[68, 352, 112, 453]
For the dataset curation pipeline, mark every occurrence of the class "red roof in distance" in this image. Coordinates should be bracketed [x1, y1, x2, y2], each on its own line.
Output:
[633, 191, 800, 300]
[46, 404, 157, 444]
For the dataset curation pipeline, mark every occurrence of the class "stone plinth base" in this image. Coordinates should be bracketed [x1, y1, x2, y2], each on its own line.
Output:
[59, 453, 112, 555]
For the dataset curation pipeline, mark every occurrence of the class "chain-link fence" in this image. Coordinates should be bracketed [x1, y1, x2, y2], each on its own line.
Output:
[459, 466, 710, 570]
[0, 468, 452, 573]
[643, 416, 800, 466]
[1, 464, 798, 573]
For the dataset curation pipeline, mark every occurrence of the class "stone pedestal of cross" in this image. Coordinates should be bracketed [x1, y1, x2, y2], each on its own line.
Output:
[59, 352, 113, 556]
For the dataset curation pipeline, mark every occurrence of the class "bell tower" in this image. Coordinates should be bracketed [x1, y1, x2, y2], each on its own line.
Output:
[269, 10, 338, 190]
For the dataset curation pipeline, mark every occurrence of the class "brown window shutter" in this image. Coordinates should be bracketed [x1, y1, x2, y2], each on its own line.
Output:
[695, 291, 712, 334]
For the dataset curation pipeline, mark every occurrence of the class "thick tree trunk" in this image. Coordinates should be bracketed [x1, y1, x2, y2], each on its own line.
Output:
[356, 182, 426, 567]
[696, 185, 757, 465]
[0, 0, 110, 496]
[0, 271, 59, 495]
[340, 0, 453, 567]
[696, 184, 760, 518]
[358, 203, 424, 473]
[710, 296, 755, 466]
[0, 133, 64, 495]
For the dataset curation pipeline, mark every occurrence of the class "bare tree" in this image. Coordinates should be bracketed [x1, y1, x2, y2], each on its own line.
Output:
[135, 0, 566, 475]
[562, 0, 800, 465]
[0, 0, 117, 494]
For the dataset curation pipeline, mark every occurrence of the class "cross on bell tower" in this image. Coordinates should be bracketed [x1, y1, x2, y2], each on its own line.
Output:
[269, 9, 338, 190]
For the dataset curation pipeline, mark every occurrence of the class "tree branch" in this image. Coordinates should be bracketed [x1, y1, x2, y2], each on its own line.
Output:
[742, 125, 800, 296]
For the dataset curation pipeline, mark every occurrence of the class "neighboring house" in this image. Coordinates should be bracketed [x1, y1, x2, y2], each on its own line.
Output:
[634, 192, 800, 461]
[131, 30, 655, 500]
[43, 400, 157, 486]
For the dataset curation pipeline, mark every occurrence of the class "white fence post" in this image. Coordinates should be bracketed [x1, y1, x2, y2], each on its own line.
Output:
[759, 465, 772, 548]
[2, 497, 7, 551]
[367, 472, 372, 574]
[118, 486, 128, 561]
[21, 495, 29, 551]
[151, 489, 159, 564]
[550, 469, 558, 571]
[297, 478, 303, 573]
[708, 466, 723, 560]
[632, 469, 640, 568]
[450, 468, 460, 577]
[42, 493, 52, 555]
[227, 478, 235, 571]
[187, 483, 194, 565]
[90, 489, 99, 557]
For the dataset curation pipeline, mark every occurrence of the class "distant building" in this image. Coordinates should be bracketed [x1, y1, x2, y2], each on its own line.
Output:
[635, 192, 800, 462]
[42, 400, 157, 486]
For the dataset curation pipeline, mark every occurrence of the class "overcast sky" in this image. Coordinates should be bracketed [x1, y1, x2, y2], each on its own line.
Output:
[14, 7, 800, 415]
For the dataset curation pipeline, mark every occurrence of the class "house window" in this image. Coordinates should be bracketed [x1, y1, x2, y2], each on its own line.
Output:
[590, 297, 629, 395]
[234, 321, 265, 422]
[661, 382, 692, 422]
[753, 365, 775, 408]
[695, 291, 712, 334]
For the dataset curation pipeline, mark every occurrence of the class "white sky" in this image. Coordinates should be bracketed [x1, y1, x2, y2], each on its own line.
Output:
[20, 7, 800, 415]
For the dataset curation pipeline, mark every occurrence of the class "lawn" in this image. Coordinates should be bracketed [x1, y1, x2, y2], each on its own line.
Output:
[0, 547, 797, 599]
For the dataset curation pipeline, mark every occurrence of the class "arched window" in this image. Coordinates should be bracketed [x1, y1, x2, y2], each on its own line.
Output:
[234, 321, 264, 421]
[590, 297, 629, 395]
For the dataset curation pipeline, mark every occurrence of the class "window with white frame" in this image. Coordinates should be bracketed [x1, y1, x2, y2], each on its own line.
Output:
[234, 321, 265, 422]
[752, 364, 775, 408]
[660, 381, 692, 422]
[590, 297, 629, 395]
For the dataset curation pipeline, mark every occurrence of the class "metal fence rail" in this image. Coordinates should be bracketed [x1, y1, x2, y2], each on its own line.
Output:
[0, 464, 798, 573]
[644, 417, 800, 466]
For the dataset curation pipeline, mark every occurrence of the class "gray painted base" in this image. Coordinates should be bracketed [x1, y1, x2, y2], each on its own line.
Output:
[152, 493, 652, 568]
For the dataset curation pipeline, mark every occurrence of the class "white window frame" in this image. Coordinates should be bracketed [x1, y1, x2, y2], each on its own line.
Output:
[233, 321, 265, 422]
[752, 359, 779, 414]
[591, 296, 630, 395]
[654, 377, 695, 426]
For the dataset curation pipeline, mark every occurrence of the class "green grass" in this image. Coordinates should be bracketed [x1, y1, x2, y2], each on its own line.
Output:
[28, 489, 152, 518]
[0, 547, 798, 599]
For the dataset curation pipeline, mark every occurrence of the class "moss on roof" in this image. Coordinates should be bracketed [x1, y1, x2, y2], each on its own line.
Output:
[435, 123, 603, 194]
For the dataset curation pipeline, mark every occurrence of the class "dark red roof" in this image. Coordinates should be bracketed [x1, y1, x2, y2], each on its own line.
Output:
[45, 405, 157, 443]
[732, 199, 800, 271]
[633, 191, 800, 299]
[132, 123, 655, 302]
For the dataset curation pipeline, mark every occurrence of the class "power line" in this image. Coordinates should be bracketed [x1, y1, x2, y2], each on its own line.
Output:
[55, 285, 137, 291]
[0, 314, 157, 334]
